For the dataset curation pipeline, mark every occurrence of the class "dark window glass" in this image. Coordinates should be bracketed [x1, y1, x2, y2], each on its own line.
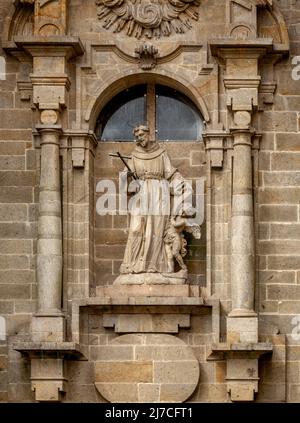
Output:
[96, 85, 147, 141]
[156, 85, 203, 141]
[96, 84, 203, 142]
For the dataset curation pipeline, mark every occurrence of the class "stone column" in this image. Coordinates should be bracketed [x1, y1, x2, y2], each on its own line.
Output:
[208, 43, 267, 401]
[7, 1, 87, 402]
[18, 39, 84, 343]
[36, 120, 62, 316]
[32, 113, 65, 342]
[210, 44, 267, 345]
[230, 114, 256, 318]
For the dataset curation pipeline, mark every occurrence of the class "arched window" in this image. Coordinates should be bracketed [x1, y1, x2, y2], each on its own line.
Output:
[96, 84, 204, 142]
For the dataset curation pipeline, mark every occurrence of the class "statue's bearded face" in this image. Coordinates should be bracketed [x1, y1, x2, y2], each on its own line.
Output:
[134, 126, 150, 148]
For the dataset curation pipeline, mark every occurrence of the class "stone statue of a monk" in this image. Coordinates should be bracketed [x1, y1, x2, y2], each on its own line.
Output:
[114, 125, 200, 285]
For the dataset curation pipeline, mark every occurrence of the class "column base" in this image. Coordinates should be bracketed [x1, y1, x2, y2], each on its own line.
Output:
[228, 308, 257, 317]
[35, 309, 64, 317]
[227, 315, 258, 344]
[32, 315, 65, 342]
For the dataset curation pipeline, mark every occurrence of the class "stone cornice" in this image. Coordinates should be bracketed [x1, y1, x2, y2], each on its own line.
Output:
[209, 37, 289, 72]
[209, 38, 274, 58]
[30, 74, 71, 89]
[13, 342, 87, 360]
[224, 77, 261, 90]
[3, 36, 84, 59]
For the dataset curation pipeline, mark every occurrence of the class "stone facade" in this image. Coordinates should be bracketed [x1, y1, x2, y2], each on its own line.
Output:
[0, 0, 299, 403]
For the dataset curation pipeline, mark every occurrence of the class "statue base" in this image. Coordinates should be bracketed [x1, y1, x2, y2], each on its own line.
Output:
[113, 270, 188, 285]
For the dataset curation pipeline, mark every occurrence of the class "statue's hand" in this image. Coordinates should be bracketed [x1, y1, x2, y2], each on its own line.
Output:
[127, 171, 136, 178]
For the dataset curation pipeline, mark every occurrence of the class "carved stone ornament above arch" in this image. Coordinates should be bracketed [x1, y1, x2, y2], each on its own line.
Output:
[95, 0, 201, 39]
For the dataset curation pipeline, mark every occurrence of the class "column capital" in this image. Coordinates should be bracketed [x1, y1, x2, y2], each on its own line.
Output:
[11, 37, 84, 109]
[35, 125, 62, 147]
[35, 124, 62, 133]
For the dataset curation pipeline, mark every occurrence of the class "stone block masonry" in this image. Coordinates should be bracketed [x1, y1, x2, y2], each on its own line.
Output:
[0, 0, 299, 403]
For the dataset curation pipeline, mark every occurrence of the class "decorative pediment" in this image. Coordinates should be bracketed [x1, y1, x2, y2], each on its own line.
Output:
[96, 0, 200, 39]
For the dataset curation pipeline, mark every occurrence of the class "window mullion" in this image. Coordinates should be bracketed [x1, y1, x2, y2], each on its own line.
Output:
[146, 84, 156, 141]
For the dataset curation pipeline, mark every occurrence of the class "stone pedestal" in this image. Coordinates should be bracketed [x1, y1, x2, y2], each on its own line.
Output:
[93, 291, 203, 403]
[96, 284, 201, 298]
[227, 316, 258, 344]
[31, 315, 65, 343]
[98, 284, 197, 334]
[70, 290, 220, 403]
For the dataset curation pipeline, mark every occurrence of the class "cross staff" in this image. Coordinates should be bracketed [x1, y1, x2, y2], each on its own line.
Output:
[109, 152, 138, 180]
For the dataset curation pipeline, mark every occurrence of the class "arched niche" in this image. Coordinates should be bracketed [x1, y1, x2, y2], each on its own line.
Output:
[92, 75, 207, 289]
[85, 71, 211, 132]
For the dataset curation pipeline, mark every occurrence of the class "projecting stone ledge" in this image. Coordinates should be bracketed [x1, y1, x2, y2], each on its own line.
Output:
[71, 292, 218, 340]
[207, 342, 273, 360]
[13, 342, 87, 360]
[4, 35, 85, 57]
[78, 289, 207, 334]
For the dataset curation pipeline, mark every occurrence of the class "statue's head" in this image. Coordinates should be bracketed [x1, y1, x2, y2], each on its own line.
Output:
[133, 125, 150, 148]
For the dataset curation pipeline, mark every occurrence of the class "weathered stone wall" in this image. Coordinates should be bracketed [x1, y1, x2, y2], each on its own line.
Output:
[257, 0, 300, 402]
[0, 0, 299, 403]
[0, 0, 36, 402]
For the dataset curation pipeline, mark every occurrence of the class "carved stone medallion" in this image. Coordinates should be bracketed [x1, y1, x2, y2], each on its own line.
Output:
[96, 0, 200, 39]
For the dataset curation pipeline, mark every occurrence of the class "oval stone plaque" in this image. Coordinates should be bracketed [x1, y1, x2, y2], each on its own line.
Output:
[95, 333, 200, 403]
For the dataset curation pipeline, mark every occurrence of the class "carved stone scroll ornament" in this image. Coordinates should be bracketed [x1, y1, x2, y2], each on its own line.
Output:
[96, 0, 200, 39]
[135, 44, 158, 69]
